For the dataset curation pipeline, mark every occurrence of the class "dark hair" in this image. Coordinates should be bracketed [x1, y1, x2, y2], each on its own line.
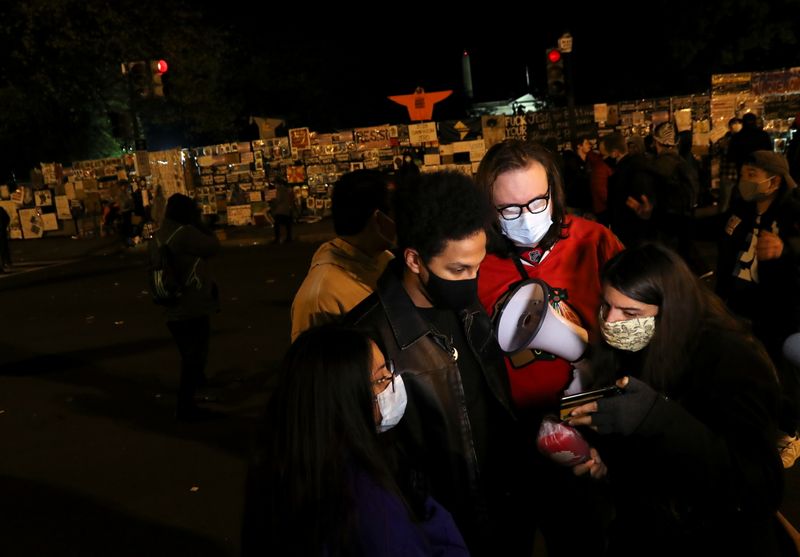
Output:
[742, 112, 758, 126]
[332, 170, 390, 236]
[394, 170, 493, 261]
[475, 139, 568, 253]
[601, 133, 626, 155]
[592, 243, 746, 394]
[678, 130, 693, 158]
[164, 193, 200, 225]
[256, 324, 400, 556]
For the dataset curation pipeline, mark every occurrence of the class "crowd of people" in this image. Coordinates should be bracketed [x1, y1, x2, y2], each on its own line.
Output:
[147, 119, 800, 555]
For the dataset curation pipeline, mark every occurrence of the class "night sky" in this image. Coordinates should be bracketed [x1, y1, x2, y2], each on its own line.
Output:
[1, 0, 798, 177]
[216, 1, 800, 128]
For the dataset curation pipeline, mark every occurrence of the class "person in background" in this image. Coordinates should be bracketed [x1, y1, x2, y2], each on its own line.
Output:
[716, 150, 800, 468]
[0, 205, 11, 272]
[270, 177, 294, 244]
[626, 134, 646, 157]
[787, 113, 800, 184]
[561, 135, 593, 214]
[152, 193, 221, 421]
[348, 171, 526, 556]
[241, 325, 469, 557]
[149, 185, 167, 228]
[650, 122, 706, 275]
[291, 170, 395, 340]
[568, 243, 783, 556]
[589, 138, 614, 224]
[475, 140, 623, 555]
[715, 117, 743, 213]
[728, 112, 773, 174]
[605, 132, 658, 246]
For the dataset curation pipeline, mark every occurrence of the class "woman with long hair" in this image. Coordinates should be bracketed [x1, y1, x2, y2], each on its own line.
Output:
[567, 243, 784, 556]
[241, 324, 468, 556]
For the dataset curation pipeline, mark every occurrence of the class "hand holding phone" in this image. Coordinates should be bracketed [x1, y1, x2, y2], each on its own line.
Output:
[565, 376, 660, 435]
[559, 385, 622, 421]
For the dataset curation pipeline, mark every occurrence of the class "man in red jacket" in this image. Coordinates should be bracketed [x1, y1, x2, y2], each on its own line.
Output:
[475, 140, 623, 553]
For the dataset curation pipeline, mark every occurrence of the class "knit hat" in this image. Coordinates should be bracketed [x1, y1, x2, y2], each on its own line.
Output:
[745, 151, 797, 189]
[652, 122, 677, 146]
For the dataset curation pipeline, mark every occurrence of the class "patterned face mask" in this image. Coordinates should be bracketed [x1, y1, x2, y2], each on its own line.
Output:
[600, 313, 656, 352]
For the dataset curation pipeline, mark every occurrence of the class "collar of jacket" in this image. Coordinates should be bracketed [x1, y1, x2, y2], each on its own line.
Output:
[377, 260, 434, 349]
[376, 259, 484, 350]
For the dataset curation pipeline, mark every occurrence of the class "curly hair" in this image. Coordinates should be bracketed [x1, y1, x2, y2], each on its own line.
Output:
[394, 171, 493, 262]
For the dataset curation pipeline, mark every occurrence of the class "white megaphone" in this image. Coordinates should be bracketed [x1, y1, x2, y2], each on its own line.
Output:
[494, 278, 589, 362]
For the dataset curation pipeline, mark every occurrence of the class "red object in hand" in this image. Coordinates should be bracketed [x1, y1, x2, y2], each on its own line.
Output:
[536, 416, 591, 466]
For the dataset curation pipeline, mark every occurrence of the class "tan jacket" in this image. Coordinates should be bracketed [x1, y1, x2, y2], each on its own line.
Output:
[290, 238, 393, 340]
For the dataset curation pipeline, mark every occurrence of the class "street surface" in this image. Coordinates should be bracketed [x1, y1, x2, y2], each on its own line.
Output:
[0, 220, 798, 555]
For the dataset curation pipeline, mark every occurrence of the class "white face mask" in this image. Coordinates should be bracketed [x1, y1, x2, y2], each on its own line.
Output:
[499, 209, 553, 247]
[600, 314, 656, 352]
[375, 374, 407, 432]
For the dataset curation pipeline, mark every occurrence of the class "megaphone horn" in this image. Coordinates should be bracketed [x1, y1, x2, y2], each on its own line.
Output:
[494, 278, 589, 362]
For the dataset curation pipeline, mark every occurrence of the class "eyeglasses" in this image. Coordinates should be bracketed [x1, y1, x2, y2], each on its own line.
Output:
[372, 359, 396, 397]
[496, 189, 550, 221]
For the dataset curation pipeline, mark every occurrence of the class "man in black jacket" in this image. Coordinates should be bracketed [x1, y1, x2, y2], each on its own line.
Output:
[717, 150, 800, 467]
[347, 171, 530, 556]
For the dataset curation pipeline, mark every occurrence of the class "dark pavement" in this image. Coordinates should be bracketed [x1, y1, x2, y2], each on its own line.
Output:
[0, 220, 336, 557]
[0, 218, 798, 555]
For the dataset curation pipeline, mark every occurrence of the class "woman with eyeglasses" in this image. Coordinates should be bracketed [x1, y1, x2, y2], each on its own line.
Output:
[241, 324, 468, 557]
[566, 243, 783, 556]
[474, 140, 624, 554]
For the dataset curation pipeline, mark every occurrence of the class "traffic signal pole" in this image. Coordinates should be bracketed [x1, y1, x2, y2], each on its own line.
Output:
[559, 33, 578, 150]
[121, 62, 142, 152]
[566, 52, 577, 150]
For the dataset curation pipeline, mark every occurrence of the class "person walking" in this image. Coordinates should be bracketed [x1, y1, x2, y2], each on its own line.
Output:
[270, 178, 294, 244]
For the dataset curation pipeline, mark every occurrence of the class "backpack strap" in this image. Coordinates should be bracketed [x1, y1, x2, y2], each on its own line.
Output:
[155, 225, 185, 250]
[164, 225, 185, 245]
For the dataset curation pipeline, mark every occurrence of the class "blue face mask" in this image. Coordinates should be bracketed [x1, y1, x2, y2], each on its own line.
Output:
[499, 209, 553, 247]
[375, 374, 407, 433]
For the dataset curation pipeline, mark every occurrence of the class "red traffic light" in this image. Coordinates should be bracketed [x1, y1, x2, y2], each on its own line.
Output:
[547, 49, 562, 64]
[155, 59, 168, 74]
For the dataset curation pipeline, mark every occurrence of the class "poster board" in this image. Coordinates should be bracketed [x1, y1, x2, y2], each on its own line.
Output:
[18, 207, 44, 239]
[226, 204, 252, 226]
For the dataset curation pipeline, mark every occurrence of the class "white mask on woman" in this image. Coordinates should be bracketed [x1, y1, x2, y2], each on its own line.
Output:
[375, 374, 407, 432]
[499, 209, 553, 247]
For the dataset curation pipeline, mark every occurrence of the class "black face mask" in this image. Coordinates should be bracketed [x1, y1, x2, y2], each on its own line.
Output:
[422, 265, 479, 312]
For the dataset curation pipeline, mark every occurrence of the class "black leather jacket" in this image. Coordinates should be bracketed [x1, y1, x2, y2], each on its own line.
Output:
[347, 262, 516, 532]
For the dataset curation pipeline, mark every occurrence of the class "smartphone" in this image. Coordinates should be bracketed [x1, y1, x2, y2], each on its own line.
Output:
[559, 385, 622, 421]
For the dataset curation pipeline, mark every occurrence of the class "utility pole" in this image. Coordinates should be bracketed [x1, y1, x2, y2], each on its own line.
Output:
[559, 33, 577, 150]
